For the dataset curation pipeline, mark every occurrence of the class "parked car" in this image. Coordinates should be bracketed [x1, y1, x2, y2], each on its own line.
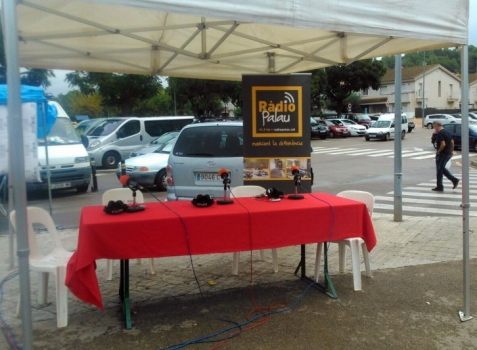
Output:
[130, 131, 179, 157]
[423, 114, 459, 129]
[339, 113, 375, 128]
[166, 122, 244, 200]
[369, 114, 382, 121]
[310, 117, 329, 139]
[365, 113, 408, 141]
[319, 120, 350, 138]
[328, 119, 366, 136]
[435, 123, 477, 151]
[470, 112, 477, 120]
[116, 138, 177, 191]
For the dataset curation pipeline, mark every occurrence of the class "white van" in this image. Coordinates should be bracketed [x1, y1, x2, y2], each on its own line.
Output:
[85, 116, 194, 168]
[364, 113, 408, 141]
[30, 101, 92, 192]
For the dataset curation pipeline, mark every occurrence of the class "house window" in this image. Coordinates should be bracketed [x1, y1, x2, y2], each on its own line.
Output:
[362, 88, 368, 96]
[449, 84, 453, 98]
[418, 83, 422, 97]
[438, 81, 441, 97]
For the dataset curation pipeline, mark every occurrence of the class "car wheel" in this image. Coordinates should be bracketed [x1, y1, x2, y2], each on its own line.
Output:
[154, 169, 167, 191]
[102, 151, 120, 169]
[408, 128, 412, 133]
[384, 133, 389, 141]
[76, 183, 89, 193]
[472, 141, 477, 152]
[427, 123, 433, 129]
[320, 135, 326, 140]
[365, 137, 370, 141]
[401, 131, 405, 140]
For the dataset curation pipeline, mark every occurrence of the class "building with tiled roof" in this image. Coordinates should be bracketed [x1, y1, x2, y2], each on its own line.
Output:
[359, 64, 462, 117]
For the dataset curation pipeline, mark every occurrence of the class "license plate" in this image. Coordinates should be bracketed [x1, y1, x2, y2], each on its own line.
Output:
[50, 182, 71, 189]
[369, 135, 376, 138]
[196, 173, 222, 181]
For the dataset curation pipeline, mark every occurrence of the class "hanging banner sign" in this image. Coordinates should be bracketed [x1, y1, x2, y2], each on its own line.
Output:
[242, 74, 311, 194]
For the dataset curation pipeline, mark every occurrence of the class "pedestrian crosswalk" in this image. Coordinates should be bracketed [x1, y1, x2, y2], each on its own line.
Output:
[312, 146, 476, 161]
[373, 174, 477, 217]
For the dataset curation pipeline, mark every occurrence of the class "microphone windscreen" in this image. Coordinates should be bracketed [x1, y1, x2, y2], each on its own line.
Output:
[291, 165, 300, 175]
[218, 168, 229, 178]
[119, 174, 130, 186]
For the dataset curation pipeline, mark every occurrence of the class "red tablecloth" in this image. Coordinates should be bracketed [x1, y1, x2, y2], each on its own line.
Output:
[66, 193, 376, 309]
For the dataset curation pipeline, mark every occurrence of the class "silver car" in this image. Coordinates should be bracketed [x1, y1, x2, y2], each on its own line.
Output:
[116, 138, 176, 191]
[166, 122, 243, 200]
[130, 131, 179, 157]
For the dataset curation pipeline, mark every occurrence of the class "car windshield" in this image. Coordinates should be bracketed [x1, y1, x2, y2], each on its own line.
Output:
[150, 132, 179, 145]
[372, 121, 392, 128]
[357, 115, 371, 121]
[154, 139, 177, 154]
[341, 120, 357, 125]
[310, 117, 319, 126]
[85, 118, 125, 136]
[38, 117, 81, 145]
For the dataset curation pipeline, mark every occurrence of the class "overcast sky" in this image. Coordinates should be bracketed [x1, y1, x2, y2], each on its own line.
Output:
[45, 1, 477, 97]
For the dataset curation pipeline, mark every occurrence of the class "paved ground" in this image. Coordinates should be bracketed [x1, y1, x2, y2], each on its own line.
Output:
[1, 210, 477, 349]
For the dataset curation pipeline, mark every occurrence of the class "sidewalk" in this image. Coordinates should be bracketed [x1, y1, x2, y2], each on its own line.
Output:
[1, 212, 476, 349]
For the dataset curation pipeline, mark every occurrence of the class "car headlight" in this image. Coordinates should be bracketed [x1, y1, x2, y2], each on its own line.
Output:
[75, 156, 90, 164]
[89, 140, 100, 149]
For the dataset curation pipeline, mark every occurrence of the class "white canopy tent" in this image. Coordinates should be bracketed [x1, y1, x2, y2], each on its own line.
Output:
[2, 1, 470, 348]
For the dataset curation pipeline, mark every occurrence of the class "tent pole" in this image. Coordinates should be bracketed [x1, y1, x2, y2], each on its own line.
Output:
[394, 54, 403, 222]
[459, 44, 472, 322]
[2, 0, 34, 347]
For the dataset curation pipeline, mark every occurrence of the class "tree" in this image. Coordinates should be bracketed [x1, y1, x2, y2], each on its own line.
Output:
[57, 90, 104, 118]
[312, 59, 387, 116]
[167, 77, 239, 118]
[65, 72, 162, 115]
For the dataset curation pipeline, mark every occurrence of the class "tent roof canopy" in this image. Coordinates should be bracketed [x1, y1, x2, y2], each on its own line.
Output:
[14, 0, 469, 80]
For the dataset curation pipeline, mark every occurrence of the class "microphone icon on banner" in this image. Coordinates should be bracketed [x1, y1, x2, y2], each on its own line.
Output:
[217, 168, 234, 205]
[288, 165, 304, 200]
[119, 175, 146, 212]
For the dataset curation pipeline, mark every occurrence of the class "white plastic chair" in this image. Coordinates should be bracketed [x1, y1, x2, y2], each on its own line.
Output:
[230, 185, 279, 275]
[314, 190, 374, 291]
[10, 207, 73, 328]
[102, 188, 155, 280]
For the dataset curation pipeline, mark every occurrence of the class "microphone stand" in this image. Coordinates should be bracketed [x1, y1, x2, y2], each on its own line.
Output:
[217, 178, 234, 205]
[127, 187, 146, 212]
[288, 174, 304, 200]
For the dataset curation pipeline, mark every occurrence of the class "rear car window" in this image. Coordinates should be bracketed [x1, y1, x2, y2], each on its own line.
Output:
[173, 125, 243, 157]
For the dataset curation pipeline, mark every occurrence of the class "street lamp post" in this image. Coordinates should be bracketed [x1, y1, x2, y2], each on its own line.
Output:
[422, 51, 426, 127]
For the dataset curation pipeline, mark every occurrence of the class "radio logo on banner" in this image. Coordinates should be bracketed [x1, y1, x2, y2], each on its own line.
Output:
[252, 86, 302, 137]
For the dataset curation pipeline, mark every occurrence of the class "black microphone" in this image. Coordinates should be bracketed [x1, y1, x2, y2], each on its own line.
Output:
[119, 174, 144, 191]
[288, 166, 304, 200]
[217, 168, 233, 204]
[119, 175, 145, 212]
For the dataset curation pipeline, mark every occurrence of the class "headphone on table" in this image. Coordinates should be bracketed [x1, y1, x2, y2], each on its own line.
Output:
[104, 200, 129, 215]
[191, 194, 215, 207]
[266, 187, 284, 200]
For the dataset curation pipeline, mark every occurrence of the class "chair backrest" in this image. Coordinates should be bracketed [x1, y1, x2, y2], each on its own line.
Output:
[336, 190, 375, 217]
[231, 185, 266, 198]
[10, 207, 64, 260]
[102, 188, 144, 205]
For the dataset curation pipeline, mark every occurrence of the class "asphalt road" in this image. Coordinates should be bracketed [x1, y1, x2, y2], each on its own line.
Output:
[0, 123, 468, 234]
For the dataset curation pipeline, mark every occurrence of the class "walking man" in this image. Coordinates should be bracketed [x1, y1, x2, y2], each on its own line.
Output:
[432, 121, 459, 191]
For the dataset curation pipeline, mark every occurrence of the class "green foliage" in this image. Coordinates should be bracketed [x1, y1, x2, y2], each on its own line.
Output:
[380, 46, 477, 74]
[65, 72, 162, 115]
[310, 59, 386, 115]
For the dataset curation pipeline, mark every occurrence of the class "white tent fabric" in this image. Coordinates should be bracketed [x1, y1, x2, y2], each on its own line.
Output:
[16, 0, 468, 80]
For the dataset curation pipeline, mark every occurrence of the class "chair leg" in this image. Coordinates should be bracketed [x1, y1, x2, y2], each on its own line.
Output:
[314, 243, 323, 282]
[259, 250, 265, 261]
[55, 267, 68, 328]
[232, 252, 240, 275]
[271, 249, 278, 273]
[338, 243, 347, 273]
[361, 242, 372, 277]
[149, 258, 156, 275]
[38, 272, 49, 305]
[350, 240, 362, 291]
[106, 259, 114, 281]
